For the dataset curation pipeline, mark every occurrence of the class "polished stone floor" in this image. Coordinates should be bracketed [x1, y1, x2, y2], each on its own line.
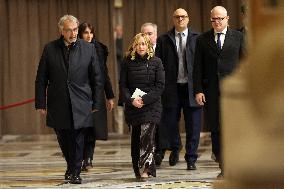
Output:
[0, 133, 220, 188]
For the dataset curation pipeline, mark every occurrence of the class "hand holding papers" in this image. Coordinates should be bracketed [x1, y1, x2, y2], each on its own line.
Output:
[131, 88, 147, 99]
[131, 88, 146, 108]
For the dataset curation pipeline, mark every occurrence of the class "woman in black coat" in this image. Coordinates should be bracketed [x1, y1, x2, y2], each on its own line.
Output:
[78, 22, 115, 171]
[119, 33, 165, 180]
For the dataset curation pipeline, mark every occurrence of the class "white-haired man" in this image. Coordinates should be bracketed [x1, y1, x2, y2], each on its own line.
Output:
[141, 22, 158, 50]
[35, 15, 103, 184]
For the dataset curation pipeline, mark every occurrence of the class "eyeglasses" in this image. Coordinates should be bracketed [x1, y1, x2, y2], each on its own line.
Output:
[173, 15, 188, 20]
[210, 17, 226, 23]
[63, 27, 78, 33]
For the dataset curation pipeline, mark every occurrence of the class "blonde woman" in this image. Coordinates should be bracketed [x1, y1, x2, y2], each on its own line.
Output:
[119, 33, 165, 180]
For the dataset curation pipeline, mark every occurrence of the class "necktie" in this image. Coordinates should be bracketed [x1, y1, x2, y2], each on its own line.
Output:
[177, 32, 187, 79]
[178, 33, 183, 55]
[217, 33, 222, 50]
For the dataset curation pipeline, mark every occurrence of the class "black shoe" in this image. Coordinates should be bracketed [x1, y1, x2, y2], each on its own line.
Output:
[155, 151, 164, 166]
[187, 163, 197, 170]
[169, 151, 179, 166]
[64, 170, 72, 180]
[70, 175, 82, 184]
[134, 169, 141, 180]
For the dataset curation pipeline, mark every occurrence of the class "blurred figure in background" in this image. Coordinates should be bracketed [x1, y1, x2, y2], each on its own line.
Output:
[115, 24, 124, 77]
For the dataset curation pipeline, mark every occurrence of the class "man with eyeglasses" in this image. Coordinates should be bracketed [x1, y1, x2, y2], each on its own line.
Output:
[193, 6, 245, 179]
[155, 8, 202, 170]
[35, 15, 103, 184]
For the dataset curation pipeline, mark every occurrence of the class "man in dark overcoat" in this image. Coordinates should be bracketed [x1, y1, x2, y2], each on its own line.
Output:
[35, 15, 103, 184]
[155, 8, 202, 170]
[193, 6, 245, 178]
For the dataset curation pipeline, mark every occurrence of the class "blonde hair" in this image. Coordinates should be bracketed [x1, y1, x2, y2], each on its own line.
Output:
[126, 33, 154, 60]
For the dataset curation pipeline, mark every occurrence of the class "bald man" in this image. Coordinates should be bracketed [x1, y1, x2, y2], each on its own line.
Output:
[155, 8, 202, 170]
[193, 6, 245, 178]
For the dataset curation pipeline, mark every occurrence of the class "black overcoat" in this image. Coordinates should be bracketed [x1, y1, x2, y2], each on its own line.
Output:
[193, 28, 245, 131]
[155, 28, 200, 108]
[92, 40, 114, 140]
[35, 38, 103, 130]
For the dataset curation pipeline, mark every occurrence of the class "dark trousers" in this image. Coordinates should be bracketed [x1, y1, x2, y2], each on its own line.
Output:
[131, 125, 141, 176]
[160, 84, 202, 164]
[54, 128, 85, 176]
[211, 130, 223, 170]
[83, 127, 96, 161]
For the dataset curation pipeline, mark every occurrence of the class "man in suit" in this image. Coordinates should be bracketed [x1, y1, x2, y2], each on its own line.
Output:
[141, 22, 158, 50]
[193, 6, 245, 178]
[35, 15, 103, 184]
[155, 8, 202, 170]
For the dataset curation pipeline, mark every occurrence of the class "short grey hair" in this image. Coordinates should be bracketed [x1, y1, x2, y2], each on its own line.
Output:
[58, 15, 79, 31]
[141, 22, 157, 34]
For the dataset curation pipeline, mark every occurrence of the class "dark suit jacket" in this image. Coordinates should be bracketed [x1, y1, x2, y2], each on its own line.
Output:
[193, 28, 245, 131]
[155, 27, 199, 108]
[35, 37, 103, 130]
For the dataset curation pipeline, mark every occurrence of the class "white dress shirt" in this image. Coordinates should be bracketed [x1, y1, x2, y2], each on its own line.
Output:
[214, 27, 227, 49]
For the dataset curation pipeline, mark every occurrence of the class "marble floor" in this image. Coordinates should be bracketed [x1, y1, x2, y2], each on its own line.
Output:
[0, 133, 220, 189]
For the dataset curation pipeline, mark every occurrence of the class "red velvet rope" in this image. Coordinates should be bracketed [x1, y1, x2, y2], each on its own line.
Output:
[0, 98, 35, 110]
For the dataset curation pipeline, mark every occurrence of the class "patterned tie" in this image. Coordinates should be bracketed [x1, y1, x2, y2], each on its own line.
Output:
[178, 32, 187, 77]
[178, 33, 183, 56]
[217, 33, 222, 50]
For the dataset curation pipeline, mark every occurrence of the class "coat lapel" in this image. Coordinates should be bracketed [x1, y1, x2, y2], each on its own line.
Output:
[57, 38, 68, 75]
[206, 29, 219, 53]
[68, 40, 79, 74]
[167, 28, 178, 57]
[185, 29, 195, 71]
[221, 28, 233, 52]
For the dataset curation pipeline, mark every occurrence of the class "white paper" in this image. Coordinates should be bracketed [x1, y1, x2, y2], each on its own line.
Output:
[131, 88, 147, 99]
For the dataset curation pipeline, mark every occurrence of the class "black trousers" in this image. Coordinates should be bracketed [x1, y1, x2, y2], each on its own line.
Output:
[211, 130, 223, 170]
[54, 128, 85, 176]
[83, 127, 96, 161]
[160, 84, 202, 164]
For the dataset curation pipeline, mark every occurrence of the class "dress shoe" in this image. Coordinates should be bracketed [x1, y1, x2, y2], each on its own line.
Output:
[187, 163, 197, 170]
[134, 169, 141, 180]
[70, 175, 82, 184]
[169, 151, 179, 166]
[64, 170, 72, 180]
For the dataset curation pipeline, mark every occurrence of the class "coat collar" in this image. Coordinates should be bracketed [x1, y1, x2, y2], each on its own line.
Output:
[56, 37, 80, 75]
